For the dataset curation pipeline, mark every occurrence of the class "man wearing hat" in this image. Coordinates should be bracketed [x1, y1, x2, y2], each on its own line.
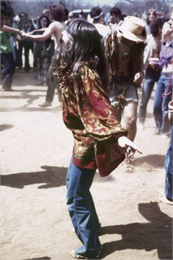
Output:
[105, 16, 146, 146]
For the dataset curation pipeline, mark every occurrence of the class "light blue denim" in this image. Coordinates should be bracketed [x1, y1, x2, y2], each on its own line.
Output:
[66, 156, 101, 258]
[165, 125, 173, 201]
[139, 67, 161, 124]
[108, 80, 138, 106]
[153, 73, 172, 135]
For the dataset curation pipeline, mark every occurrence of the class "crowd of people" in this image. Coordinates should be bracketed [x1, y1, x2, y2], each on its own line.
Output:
[1, 1, 173, 259]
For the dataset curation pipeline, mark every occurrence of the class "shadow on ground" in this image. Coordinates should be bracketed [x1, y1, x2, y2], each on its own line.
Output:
[133, 154, 165, 168]
[24, 257, 51, 260]
[1, 166, 67, 189]
[0, 124, 14, 131]
[100, 202, 172, 260]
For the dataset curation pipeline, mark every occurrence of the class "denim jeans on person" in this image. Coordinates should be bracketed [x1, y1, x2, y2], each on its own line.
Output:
[66, 156, 102, 257]
[46, 52, 61, 103]
[1, 52, 15, 90]
[153, 72, 172, 135]
[165, 125, 173, 201]
[139, 67, 161, 124]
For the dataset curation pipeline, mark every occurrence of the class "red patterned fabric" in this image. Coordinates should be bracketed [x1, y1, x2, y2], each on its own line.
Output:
[61, 64, 128, 169]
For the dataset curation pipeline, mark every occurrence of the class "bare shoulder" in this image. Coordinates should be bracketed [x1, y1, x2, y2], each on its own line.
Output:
[50, 21, 64, 31]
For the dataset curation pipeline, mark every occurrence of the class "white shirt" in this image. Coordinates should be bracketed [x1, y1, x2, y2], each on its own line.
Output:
[94, 23, 111, 38]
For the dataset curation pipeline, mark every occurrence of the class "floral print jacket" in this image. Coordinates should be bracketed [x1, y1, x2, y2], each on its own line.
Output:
[61, 64, 128, 169]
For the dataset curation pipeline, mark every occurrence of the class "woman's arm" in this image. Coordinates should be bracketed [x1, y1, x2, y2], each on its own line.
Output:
[74, 65, 128, 141]
[28, 28, 46, 35]
[75, 65, 142, 156]
[22, 25, 53, 41]
[22, 22, 59, 41]
[1, 25, 22, 37]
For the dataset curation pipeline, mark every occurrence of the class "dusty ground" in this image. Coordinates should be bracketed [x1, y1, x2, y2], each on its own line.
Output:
[0, 68, 173, 260]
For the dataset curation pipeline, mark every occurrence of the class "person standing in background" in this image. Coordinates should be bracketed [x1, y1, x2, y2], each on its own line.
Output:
[150, 21, 173, 138]
[1, 1, 23, 91]
[16, 12, 31, 71]
[21, 5, 66, 107]
[108, 6, 122, 31]
[138, 18, 166, 129]
[34, 15, 52, 86]
[90, 6, 110, 38]
[145, 9, 157, 36]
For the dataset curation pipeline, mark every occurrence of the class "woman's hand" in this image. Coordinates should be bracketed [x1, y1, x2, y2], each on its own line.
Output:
[118, 136, 142, 159]
[133, 72, 144, 85]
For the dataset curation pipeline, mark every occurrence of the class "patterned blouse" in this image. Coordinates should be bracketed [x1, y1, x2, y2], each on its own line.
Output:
[156, 41, 173, 69]
[61, 64, 128, 169]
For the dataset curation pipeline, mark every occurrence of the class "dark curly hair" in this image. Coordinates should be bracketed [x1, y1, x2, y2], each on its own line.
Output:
[150, 17, 167, 37]
[38, 15, 51, 29]
[1, 1, 14, 17]
[50, 5, 64, 22]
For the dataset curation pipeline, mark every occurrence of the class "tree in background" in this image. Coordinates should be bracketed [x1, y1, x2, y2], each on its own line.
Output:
[11, 0, 172, 20]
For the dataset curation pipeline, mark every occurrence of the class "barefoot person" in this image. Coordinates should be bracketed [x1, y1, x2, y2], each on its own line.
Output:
[104, 16, 146, 142]
[54, 18, 142, 259]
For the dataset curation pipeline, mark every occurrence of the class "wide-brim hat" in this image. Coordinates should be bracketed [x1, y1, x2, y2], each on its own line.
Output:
[117, 16, 146, 42]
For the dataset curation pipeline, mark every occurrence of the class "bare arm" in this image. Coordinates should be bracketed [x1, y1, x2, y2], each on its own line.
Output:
[1, 25, 22, 37]
[22, 22, 62, 42]
[22, 26, 52, 41]
[29, 28, 46, 35]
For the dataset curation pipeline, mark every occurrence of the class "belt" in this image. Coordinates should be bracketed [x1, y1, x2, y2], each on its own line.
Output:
[161, 72, 173, 77]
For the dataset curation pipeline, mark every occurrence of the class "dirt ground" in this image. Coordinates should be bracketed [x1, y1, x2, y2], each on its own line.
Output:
[0, 68, 173, 260]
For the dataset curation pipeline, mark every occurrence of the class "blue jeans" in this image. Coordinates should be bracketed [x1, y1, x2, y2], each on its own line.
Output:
[165, 126, 173, 201]
[139, 67, 161, 124]
[153, 73, 172, 135]
[46, 53, 60, 103]
[1, 52, 15, 90]
[66, 156, 101, 257]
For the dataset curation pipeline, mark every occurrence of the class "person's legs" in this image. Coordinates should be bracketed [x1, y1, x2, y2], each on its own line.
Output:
[18, 41, 24, 68]
[153, 77, 164, 134]
[46, 63, 56, 103]
[42, 57, 49, 85]
[1, 52, 15, 90]
[107, 87, 122, 122]
[139, 69, 159, 125]
[66, 157, 101, 258]
[36, 57, 41, 84]
[160, 76, 172, 136]
[159, 126, 173, 205]
[24, 41, 31, 72]
[123, 100, 138, 141]
[164, 126, 173, 201]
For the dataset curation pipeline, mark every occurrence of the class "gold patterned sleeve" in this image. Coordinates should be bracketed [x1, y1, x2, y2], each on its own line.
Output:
[74, 65, 128, 141]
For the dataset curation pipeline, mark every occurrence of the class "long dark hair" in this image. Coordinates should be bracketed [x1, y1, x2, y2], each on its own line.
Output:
[55, 18, 109, 91]
[38, 15, 51, 28]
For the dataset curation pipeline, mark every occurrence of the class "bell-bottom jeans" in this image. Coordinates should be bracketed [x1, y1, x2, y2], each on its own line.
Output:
[153, 72, 172, 135]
